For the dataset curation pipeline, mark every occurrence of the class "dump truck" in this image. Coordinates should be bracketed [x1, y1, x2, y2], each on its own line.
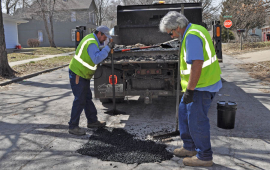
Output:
[92, 2, 221, 104]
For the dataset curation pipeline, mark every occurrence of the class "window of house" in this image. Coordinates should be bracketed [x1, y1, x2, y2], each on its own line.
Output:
[89, 12, 93, 23]
[71, 11, 76, 22]
[38, 30, 43, 42]
[47, 15, 50, 24]
[92, 13, 96, 24]
[89, 12, 96, 24]
[71, 29, 76, 41]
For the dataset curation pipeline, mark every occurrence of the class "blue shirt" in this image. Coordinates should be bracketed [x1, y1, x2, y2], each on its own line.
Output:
[182, 23, 222, 92]
[87, 33, 110, 64]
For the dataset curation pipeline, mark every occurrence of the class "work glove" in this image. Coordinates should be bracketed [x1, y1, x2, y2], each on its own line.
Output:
[183, 89, 194, 104]
[107, 42, 115, 49]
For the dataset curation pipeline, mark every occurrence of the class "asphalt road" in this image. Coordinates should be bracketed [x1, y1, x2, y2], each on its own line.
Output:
[0, 53, 269, 170]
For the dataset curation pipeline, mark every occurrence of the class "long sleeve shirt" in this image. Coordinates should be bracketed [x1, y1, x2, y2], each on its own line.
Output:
[87, 33, 110, 64]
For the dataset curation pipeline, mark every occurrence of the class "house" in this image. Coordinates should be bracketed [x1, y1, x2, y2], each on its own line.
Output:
[261, 25, 270, 41]
[261, 15, 270, 42]
[15, 0, 98, 48]
[248, 28, 262, 39]
[2, 13, 28, 49]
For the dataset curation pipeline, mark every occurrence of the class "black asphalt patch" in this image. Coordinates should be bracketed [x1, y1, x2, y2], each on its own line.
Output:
[77, 127, 173, 164]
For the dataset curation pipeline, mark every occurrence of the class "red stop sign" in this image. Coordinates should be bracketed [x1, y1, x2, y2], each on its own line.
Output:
[224, 20, 232, 28]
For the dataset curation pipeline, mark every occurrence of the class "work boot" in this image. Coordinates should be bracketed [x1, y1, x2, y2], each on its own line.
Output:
[183, 156, 213, 167]
[173, 147, 197, 157]
[69, 126, 86, 136]
[87, 121, 106, 128]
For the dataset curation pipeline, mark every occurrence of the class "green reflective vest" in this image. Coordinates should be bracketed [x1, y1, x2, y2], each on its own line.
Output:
[69, 33, 99, 79]
[180, 24, 222, 92]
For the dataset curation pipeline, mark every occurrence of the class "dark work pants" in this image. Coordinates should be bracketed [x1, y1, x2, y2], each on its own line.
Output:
[68, 69, 97, 129]
[178, 90, 216, 161]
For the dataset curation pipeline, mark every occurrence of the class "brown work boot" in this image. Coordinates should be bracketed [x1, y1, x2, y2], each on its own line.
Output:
[173, 147, 197, 157]
[183, 156, 213, 167]
[87, 121, 106, 128]
[69, 126, 86, 136]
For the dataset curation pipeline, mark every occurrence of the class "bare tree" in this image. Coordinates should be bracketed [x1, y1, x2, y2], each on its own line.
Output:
[172, 0, 221, 25]
[35, 0, 56, 47]
[2, 0, 20, 14]
[0, 1, 15, 78]
[95, 0, 112, 26]
[220, 0, 270, 38]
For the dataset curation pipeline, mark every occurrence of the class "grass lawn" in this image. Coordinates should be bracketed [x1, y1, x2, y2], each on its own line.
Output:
[0, 55, 73, 84]
[11, 55, 73, 74]
[8, 47, 75, 62]
[222, 41, 270, 55]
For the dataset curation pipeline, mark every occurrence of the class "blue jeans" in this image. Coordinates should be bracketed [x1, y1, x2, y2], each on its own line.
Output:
[178, 90, 216, 161]
[69, 69, 97, 129]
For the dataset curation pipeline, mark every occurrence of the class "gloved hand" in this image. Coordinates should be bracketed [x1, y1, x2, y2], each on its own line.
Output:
[107, 42, 115, 49]
[183, 89, 194, 104]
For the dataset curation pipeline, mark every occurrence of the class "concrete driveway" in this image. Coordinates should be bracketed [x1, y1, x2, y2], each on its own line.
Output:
[0, 52, 269, 169]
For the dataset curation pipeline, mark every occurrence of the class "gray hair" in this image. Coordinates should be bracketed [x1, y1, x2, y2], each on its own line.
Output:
[159, 11, 189, 32]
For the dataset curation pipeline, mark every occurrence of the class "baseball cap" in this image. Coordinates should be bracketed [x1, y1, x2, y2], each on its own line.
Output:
[96, 26, 112, 39]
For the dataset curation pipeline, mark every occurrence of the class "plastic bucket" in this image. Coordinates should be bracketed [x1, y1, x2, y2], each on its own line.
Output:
[217, 101, 237, 129]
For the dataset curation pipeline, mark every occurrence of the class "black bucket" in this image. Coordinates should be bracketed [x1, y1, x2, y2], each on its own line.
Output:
[217, 101, 237, 129]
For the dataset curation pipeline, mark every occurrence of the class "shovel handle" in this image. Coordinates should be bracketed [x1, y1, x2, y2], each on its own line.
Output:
[110, 39, 114, 54]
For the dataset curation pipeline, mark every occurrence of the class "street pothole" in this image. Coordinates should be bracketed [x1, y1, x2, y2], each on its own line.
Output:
[77, 127, 173, 164]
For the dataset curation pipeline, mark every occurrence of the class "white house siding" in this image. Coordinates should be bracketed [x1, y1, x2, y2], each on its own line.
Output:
[3, 20, 19, 49]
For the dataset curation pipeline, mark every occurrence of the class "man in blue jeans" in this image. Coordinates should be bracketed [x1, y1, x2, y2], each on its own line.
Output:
[68, 26, 115, 136]
[159, 12, 222, 166]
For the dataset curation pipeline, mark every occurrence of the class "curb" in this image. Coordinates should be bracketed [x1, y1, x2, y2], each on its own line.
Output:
[0, 64, 69, 86]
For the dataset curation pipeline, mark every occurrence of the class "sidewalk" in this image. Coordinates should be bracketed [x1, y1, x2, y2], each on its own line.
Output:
[9, 51, 75, 67]
[226, 49, 270, 63]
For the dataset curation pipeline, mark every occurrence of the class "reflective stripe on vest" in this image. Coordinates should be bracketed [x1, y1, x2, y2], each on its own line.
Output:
[181, 29, 217, 75]
[74, 38, 97, 71]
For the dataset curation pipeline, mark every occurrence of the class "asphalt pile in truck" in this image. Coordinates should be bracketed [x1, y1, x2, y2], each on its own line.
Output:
[77, 127, 173, 164]
[102, 40, 180, 63]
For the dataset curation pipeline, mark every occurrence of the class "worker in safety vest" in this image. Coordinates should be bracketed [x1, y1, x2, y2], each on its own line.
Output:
[159, 11, 222, 167]
[68, 26, 115, 136]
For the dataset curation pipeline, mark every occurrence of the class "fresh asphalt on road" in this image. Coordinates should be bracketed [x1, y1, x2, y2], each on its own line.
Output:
[0, 51, 269, 169]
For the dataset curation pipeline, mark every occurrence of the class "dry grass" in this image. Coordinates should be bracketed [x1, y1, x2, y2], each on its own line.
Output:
[7, 47, 75, 62]
[222, 41, 270, 55]
[24, 47, 75, 55]
[0, 55, 73, 83]
[237, 61, 270, 93]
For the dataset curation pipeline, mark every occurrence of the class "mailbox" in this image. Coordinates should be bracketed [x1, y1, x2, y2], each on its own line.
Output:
[237, 29, 245, 33]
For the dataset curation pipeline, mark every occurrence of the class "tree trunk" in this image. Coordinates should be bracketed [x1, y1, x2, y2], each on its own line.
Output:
[6, 1, 10, 15]
[41, 12, 56, 47]
[49, 16, 56, 47]
[0, 2, 15, 78]
[99, 4, 102, 25]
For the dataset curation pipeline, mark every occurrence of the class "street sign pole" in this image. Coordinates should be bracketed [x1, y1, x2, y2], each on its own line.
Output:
[240, 33, 243, 50]
[227, 29, 229, 42]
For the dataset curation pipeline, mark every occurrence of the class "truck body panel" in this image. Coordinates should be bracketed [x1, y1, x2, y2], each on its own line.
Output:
[94, 3, 203, 103]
